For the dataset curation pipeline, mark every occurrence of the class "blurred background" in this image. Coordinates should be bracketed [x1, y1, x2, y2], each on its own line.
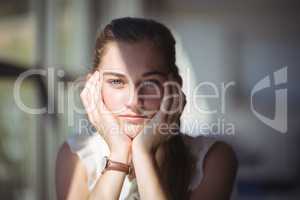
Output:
[0, 0, 299, 199]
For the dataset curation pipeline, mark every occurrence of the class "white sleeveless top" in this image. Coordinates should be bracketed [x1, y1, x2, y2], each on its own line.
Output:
[66, 133, 229, 199]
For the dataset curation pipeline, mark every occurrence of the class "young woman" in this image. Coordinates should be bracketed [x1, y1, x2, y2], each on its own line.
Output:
[56, 17, 238, 200]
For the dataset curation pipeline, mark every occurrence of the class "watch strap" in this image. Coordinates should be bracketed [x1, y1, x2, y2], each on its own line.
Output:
[102, 157, 131, 174]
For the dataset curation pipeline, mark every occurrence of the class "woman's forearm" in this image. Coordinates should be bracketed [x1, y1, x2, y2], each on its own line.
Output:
[132, 146, 169, 200]
[89, 150, 130, 200]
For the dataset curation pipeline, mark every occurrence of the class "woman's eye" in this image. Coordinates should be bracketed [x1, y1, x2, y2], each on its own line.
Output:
[107, 79, 125, 88]
[142, 80, 161, 87]
[139, 80, 162, 94]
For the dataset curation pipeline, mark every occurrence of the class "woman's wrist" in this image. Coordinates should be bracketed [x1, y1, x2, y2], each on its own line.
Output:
[110, 148, 131, 164]
[132, 141, 154, 158]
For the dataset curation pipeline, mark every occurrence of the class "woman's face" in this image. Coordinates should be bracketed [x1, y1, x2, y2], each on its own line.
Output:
[98, 40, 168, 139]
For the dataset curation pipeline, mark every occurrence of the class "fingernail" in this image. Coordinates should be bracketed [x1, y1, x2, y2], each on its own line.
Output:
[94, 71, 99, 79]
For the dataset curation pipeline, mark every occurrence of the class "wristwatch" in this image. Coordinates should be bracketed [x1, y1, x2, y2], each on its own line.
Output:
[100, 156, 131, 174]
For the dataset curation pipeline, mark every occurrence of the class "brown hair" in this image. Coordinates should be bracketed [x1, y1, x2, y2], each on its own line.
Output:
[92, 17, 196, 200]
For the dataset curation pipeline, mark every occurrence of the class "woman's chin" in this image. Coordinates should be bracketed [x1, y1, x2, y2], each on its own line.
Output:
[122, 123, 143, 139]
[124, 131, 139, 139]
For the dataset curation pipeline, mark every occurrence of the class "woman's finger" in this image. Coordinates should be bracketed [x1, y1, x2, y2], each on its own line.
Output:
[85, 72, 99, 126]
[81, 92, 95, 126]
[80, 76, 93, 114]
[164, 84, 179, 136]
[89, 71, 110, 137]
[168, 84, 179, 122]
[95, 71, 107, 113]
[94, 71, 121, 136]
[166, 73, 185, 135]
[169, 86, 185, 123]
[90, 71, 102, 111]
[165, 73, 181, 123]
[161, 76, 173, 123]
[83, 72, 97, 112]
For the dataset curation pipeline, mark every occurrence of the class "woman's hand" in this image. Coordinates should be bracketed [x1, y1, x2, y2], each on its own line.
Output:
[132, 74, 186, 154]
[80, 71, 132, 160]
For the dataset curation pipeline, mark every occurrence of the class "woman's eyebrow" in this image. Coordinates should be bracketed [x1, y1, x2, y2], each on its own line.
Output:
[103, 71, 166, 78]
[103, 72, 126, 78]
[142, 70, 167, 77]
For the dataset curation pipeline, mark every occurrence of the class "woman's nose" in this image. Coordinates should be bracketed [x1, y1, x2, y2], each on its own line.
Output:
[125, 89, 144, 112]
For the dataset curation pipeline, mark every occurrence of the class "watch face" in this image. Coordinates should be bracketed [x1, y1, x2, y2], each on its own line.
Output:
[100, 156, 108, 172]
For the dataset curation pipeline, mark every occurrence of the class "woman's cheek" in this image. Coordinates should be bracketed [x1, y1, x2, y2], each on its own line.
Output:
[144, 99, 161, 111]
[102, 87, 128, 113]
[143, 88, 164, 112]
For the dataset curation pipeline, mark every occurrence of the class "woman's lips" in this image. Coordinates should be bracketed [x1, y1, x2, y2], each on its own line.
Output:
[119, 115, 149, 124]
